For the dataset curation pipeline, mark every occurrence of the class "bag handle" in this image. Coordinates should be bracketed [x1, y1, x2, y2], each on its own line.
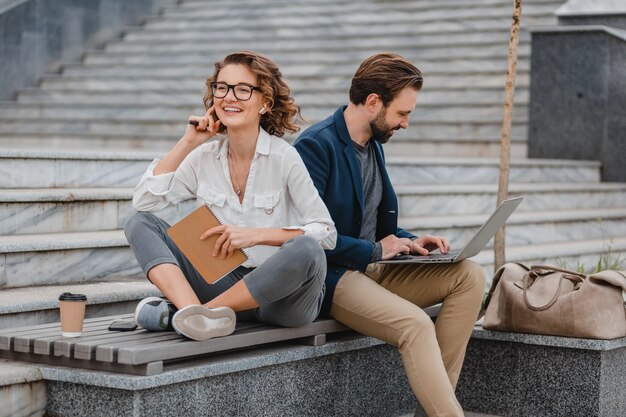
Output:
[522, 272, 564, 311]
[530, 264, 586, 278]
[523, 266, 585, 311]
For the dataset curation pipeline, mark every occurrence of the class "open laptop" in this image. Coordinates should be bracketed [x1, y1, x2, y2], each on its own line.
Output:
[379, 196, 524, 264]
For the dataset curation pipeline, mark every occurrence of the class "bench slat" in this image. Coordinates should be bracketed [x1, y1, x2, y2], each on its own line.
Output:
[0, 314, 132, 351]
[0, 349, 164, 376]
[93, 321, 268, 362]
[35, 328, 116, 355]
[13, 320, 124, 353]
[117, 319, 348, 365]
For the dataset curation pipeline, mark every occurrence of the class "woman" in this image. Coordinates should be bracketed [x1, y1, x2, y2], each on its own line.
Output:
[124, 51, 336, 341]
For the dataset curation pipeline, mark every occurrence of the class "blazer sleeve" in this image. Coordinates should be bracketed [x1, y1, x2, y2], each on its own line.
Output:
[294, 136, 375, 272]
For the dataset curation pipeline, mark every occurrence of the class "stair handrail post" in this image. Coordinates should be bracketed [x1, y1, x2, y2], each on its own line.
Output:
[495, 0, 523, 271]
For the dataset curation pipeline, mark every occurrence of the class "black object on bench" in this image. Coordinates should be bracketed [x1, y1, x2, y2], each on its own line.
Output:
[0, 314, 349, 376]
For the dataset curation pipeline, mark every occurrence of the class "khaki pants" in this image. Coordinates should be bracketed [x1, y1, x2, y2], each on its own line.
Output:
[330, 260, 485, 417]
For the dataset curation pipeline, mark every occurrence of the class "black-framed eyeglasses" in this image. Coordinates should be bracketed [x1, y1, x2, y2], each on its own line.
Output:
[210, 82, 261, 101]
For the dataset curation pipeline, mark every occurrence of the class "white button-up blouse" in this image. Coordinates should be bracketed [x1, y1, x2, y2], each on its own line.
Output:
[132, 128, 337, 268]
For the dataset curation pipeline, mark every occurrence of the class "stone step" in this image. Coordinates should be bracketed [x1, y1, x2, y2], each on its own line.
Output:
[60, 59, 531, 78]
[82, 48, 531, 66]
[7, 181, 624, 235]
[0, 149, 152, 188]
[0, 230, 142, 288]
[0, 102, 530, 124]
[82, 44, 532, 65]
[401, 208, 626, 248]
[170, 0, 560, 17]
[0, 187, 195, 235]
[36, 72, 530, 92]
[3, 184, 623, 244]
[474, 236, 626, 275]
[105, 30, 532, 54]
[16, 86, 531, 107]
[105, 37, 529, 57]
[122, 22, 533, 43]
[0, 281, 159, 328]
[0, 118, 530, 142]
[0, 361, 46, 417]
[0, 149, 600, 188]
[387, 157, 600, 184]
[142, 6, 557, 31]
[0, 132, 529, 159]
[1, 226, 621, 290]
[380, 139, 528, 159]
[395, 182, 626, 216]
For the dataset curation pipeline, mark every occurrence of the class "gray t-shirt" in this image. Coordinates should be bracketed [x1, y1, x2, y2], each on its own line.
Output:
[352, 140, 384, 261]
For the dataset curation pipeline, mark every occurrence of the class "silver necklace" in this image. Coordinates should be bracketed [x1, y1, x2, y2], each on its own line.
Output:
[227, 150, 247, 197]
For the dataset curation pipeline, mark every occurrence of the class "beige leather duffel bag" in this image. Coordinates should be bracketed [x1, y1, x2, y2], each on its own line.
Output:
[483, 263, 626, 339]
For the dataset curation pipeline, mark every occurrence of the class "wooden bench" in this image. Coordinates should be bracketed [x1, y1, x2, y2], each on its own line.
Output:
[0, 314, 349, 376]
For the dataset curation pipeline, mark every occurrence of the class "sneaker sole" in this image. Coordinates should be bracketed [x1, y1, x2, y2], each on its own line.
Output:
[172, 305, 236, 341]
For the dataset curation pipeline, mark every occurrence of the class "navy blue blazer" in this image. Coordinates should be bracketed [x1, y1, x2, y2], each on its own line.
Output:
[294, 106, 415, 316]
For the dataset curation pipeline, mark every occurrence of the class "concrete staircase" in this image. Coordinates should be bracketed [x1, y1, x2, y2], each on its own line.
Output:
[1, 0, 625, 334]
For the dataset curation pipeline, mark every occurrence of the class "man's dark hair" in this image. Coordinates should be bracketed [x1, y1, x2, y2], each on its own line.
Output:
[349, 53, 423, 107]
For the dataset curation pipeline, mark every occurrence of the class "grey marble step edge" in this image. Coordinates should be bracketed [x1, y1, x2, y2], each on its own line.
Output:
[177, 0, 560, 7]
[121, 27, 532, 43]
[0, 208, 626, 253]
[35, 70, 530, 82]
[20, 84, 529, 95]
[0, 230, 127, 253]
[402, 207, 626, 229]
[4, 182, 623, 203]
[0, 101, 531, 111]
[472, 236, 626, 266]
[471, 326, 626, 351]
[85, 42, 530, 58]
[108, 31, 532, 49]
[141, 8, 557, 29]
[0, 134, 529, 148]
[171, 0, 561, 13]
[0, 188, 132, 202]
[79, 52, 531, 66]
[0, 148, 600, 168]
[59, 62, 531, 74]
[0, 281, 158, 315]
[0, 360, 43, 387]
[394, 182, 626, 194]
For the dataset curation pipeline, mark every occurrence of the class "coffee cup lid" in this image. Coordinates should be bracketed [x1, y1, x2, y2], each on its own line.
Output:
[58, 292, 87, 301]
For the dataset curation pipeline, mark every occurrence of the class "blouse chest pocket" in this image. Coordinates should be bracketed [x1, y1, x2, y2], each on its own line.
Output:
[197, 185, 227, 208]
[253, 191, 282, 226]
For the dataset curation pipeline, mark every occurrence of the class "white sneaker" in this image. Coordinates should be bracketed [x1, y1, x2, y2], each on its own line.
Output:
[172, 305, 236, 341]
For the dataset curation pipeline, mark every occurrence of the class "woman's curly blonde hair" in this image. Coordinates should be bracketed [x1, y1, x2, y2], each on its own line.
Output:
[203, 51, 301, 138]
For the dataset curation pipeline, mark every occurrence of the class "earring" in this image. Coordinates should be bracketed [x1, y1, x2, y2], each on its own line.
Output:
[259, 107, 268, 115]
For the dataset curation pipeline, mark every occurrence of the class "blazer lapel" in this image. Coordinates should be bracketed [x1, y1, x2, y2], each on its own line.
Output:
[334, 107, 365, 215]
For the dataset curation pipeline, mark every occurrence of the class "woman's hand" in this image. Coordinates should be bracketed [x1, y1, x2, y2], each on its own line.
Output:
[200, 225, 258, 258]
[182, 106, 221, 148]
[410, 235, 450, 256]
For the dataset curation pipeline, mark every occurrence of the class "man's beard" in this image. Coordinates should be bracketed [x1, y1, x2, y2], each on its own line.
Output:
[369, 108, 400, 144]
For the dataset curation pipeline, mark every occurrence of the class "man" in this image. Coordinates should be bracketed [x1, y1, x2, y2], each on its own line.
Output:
[294, 53, 485, 417]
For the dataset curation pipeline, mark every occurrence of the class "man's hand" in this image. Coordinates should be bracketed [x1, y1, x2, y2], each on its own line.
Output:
[410, 235, 450, 256]
[200, 225, 258, 258]
[379, 235, 414, 260]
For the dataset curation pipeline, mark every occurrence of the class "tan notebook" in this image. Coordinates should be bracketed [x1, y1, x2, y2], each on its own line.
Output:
[167, 204, 248, 284]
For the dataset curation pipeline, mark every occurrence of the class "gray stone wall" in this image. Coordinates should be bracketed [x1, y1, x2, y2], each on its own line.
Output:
[528, 27, 626, 181]
[0, 0, 176, 100]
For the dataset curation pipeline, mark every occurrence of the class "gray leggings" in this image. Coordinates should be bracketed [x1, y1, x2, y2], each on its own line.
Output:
[124, 212, 326, 327]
